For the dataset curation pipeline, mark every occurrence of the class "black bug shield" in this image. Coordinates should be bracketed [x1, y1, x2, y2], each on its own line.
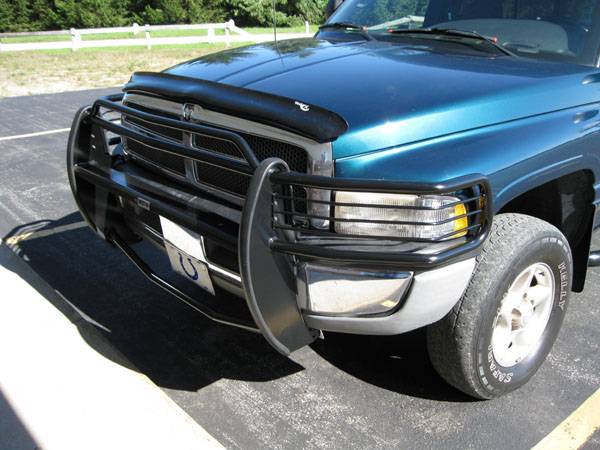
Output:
[124, 72, 348, 144]
[239, 158, 317, 355]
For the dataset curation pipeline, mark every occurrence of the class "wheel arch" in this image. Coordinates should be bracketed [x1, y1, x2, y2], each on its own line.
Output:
[497, 169, 595, 292]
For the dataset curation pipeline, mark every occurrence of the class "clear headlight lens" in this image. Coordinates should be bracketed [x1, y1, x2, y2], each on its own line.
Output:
[334, 192, 468, 240]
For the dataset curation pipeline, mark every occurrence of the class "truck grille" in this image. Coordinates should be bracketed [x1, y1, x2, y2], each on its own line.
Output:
[123, 103, 187, 176]
[127, 140, 187, 175]
[194, 132, 309, 196]
[123, 102, 309, 198]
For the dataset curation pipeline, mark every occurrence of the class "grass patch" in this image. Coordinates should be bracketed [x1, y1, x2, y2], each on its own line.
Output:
[0, 25, 320, 97]
[1, 34, 71, 43]
[0, 44, 235, 97]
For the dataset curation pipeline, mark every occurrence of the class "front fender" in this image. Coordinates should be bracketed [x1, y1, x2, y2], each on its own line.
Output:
[335, 104, 600, 212]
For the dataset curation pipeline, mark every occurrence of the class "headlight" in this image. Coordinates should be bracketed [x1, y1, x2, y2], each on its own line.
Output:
[334, 192, 468, 240]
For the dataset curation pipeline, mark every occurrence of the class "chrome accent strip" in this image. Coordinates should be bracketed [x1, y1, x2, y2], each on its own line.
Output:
[124, 93, 183, 116]
[201, 236, 242, 283]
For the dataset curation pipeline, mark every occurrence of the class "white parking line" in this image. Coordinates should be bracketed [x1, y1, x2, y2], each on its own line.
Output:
[0, 128, 71, 142]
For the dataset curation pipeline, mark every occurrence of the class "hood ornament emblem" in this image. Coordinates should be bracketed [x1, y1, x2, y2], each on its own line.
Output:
[182, 103, 195, 121]
[294, 101, 310, 112]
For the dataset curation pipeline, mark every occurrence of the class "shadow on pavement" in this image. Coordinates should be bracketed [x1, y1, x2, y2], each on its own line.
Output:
[2, 212, 469, 402]
[2, 213, 302, 394]
[311, 331, 472, 402]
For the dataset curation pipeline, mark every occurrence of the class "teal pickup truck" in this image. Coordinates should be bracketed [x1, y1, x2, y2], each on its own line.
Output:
[68, 0, 600, 398]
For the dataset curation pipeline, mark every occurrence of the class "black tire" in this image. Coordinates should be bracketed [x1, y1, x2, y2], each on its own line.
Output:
[427, 213, 572, 399]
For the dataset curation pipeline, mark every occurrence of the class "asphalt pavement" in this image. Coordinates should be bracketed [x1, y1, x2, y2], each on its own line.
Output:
[0, 89, 599, 449]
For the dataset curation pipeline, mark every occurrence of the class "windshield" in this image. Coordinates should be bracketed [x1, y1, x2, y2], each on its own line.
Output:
[326, 0, 600, 65]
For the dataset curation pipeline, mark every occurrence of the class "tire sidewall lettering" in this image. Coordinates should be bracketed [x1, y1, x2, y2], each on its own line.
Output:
[475, 236, 571, 396]
[558, 261, 569, 310]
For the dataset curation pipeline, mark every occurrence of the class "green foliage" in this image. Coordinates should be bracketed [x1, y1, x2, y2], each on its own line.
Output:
[0, 0, 328, 32]
[295, 0, 329, 23]
[57, 0, 130, 28]
[226, 0, 288, 26]
[0, 0, 32, 32]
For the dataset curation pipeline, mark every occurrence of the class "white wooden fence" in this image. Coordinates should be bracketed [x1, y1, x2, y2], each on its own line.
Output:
[0, 20, 313, 52]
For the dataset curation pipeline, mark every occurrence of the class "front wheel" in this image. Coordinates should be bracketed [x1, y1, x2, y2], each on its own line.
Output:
[427, 214, 572, 399]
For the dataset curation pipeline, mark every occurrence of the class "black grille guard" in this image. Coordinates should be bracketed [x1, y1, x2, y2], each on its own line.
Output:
[67, 94, 492, 356]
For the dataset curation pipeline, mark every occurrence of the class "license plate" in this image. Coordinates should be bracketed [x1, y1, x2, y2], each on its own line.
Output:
[160, 217, 215, 296]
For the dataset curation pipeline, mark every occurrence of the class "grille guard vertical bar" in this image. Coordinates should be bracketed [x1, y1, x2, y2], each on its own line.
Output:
[67, 105, 99, 235]
[239, 158, 318, 355]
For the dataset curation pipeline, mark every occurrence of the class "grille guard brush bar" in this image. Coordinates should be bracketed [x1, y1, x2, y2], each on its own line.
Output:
[266, 170, 492, 268]
[251, 164, 492, 262]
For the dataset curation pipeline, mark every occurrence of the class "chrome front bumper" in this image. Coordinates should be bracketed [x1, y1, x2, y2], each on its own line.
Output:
[301, 258, 476, 335]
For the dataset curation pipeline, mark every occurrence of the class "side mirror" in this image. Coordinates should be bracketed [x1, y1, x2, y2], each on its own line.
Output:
[326, 0, 345, 19]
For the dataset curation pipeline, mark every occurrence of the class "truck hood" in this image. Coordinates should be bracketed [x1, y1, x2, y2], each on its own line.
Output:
[166, 38, 600, 159]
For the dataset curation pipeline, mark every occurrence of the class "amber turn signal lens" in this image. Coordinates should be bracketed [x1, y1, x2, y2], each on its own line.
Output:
[453, 203, 469, 238]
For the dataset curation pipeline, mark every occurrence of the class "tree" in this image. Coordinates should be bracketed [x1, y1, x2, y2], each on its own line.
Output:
[0, 0, 16, 32]
[291, 0, 328, 24]
[0, 0, 329, 32]
[225, 0, 290, 26]
[0, 0, 32, 32]
[225, 0, 327, 26]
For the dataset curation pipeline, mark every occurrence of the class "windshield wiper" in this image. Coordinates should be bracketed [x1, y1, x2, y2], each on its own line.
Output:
[387, 27, 515, 56]
[319, 22, 374, 41]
